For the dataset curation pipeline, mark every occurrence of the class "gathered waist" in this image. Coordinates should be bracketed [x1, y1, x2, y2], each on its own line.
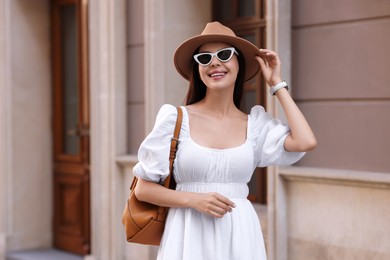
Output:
[175, 182, 249, 199]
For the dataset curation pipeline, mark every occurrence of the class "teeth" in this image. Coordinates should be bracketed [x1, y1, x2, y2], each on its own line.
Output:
[211, 72, 225, 77]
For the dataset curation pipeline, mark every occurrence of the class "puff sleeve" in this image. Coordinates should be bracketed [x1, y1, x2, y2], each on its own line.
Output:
[133, 104, 178, 183]
[248, 105, 305, 167]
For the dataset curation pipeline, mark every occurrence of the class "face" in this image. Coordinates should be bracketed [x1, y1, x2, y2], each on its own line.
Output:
[196, 42, 239, 90]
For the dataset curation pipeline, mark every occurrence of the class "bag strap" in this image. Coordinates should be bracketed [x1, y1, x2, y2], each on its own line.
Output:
[163, 106, 183, 189]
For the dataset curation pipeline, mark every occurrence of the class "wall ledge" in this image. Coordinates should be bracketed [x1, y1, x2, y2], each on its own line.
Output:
[279, 166, 390, 189]
[116, 155, 138, 167]
[274, 166, 390, 260]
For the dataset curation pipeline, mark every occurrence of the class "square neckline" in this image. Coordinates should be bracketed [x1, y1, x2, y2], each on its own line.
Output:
[181, 106, 250, 152]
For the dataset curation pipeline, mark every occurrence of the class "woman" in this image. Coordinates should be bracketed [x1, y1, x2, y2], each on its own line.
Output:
[133, 22, 316, 260]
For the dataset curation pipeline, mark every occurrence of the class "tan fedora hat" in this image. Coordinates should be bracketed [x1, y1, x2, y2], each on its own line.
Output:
[174, 21, 261, 82]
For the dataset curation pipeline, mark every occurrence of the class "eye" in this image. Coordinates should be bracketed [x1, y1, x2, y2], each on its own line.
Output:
[217, 49, 233, 61]
[197, 54, 212, 64]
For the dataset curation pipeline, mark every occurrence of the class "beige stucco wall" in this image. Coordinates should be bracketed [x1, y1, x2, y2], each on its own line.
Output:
[279, 167, 390, 260]
[1, 0, 52, 250]
[272, 0, 390, 259]
[292, 0, 390, 172]
[0, 0, 52, 252]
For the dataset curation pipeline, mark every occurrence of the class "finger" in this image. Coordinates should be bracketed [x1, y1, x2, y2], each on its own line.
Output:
[214, 193, 236, 208]
[211, 200, 233, 213]
[259, 49, 276, 57]
[210, 204, 229, 215]
[259, 48, 272, 53]
[210, 211, 225, 218]
[256, 56, 268, 70]
[266, 52, 280, 64]
[206, 207, 226, 218]
[259, 49, 279, 63]
[260, 48, 277, 55]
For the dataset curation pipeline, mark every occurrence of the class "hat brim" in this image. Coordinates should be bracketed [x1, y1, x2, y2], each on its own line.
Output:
[174, 34, 261, 82]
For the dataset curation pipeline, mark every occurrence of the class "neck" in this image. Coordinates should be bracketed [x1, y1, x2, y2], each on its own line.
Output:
[200, 88, 237, 117]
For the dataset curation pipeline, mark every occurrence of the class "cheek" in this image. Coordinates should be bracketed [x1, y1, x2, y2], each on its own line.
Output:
[198, 67, 208, 82]
[228, 61, 239, 80]
[234, 59, 240, 73]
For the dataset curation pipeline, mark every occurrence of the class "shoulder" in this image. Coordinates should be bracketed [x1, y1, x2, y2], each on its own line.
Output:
[248, 105, 270, 121]
[152, 104, 180, 132]
[156, 104, 180, 120]
[249, 105, 265, 114]
[247, 105, 282, 139]
[157, 104, 177, 117]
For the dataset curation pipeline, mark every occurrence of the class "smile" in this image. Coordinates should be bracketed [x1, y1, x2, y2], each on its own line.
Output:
[209, 71, 227, 79]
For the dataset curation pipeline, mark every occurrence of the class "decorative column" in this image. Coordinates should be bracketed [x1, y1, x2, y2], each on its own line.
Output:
[0, 0, 12, 257]
[88, 0, 127, 259]
[144, 0, 166, 132]
[266, 0, 292, 260]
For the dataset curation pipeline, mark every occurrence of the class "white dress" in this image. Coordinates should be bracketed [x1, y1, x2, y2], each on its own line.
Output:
[133, 104, 305, 260]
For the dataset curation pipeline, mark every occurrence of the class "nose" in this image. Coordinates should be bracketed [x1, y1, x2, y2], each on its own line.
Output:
[210, 55, 221, 67]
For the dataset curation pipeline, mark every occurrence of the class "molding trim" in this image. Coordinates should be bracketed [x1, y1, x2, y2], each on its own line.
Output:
[116, 155, 138, 167]
[279, 166, 390, 189]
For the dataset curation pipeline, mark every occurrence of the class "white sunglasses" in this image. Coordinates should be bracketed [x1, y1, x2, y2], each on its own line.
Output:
[193, 47, 239, 66]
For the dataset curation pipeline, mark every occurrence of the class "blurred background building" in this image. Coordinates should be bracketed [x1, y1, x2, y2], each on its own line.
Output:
[0, 0, 389, 259]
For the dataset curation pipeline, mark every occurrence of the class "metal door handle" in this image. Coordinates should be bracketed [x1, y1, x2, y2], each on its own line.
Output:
[66, 124, 89, 136]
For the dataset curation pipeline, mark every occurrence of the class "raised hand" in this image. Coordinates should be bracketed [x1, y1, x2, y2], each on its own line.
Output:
[255, 49, 283, 86]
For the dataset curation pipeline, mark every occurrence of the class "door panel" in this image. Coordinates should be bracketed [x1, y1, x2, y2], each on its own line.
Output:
[53, 171, 90, 253]
[51, 0, 90, 255]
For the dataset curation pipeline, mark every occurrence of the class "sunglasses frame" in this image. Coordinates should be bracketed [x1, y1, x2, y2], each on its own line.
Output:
[193, 47, 239, 66]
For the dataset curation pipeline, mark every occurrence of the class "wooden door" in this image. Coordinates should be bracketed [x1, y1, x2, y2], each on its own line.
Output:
[51, 0, 90, 255]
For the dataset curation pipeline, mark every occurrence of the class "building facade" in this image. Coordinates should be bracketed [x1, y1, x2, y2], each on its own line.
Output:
[0, 0, 389, 260]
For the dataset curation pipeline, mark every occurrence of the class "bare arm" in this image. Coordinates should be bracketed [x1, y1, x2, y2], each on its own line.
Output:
[273, 88, 317, 152]
[256, 49, 317, 152]
[135, 178, 236, 218]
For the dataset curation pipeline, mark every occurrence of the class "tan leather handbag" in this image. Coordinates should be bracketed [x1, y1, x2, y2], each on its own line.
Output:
[122, 107, 183, 245]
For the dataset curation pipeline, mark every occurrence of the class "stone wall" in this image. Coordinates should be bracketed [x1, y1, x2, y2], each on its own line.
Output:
[292, 0, 390, 172]
[277, 167, 390, 260]
[283, 1, 390, 258]
[0, 0, 52, 252]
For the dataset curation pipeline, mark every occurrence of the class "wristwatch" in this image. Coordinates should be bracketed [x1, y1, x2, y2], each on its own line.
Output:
[270, 81, 289, 95]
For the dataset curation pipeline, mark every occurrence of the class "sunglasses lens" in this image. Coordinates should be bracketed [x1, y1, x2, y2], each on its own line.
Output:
[217, 49, 233, 61]
[197, 54, 212, 65]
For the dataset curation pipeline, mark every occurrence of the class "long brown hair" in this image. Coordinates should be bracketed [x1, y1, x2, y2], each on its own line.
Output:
[185, 48, 246, 108]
